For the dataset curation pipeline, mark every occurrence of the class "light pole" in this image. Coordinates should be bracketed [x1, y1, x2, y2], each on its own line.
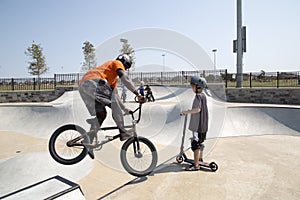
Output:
[162, 54, 165, 73]
[236, 0, 243, 87]
[212, 49, 217, 72]
[212, 49, 217, 80]
[120, 38, 128, 43]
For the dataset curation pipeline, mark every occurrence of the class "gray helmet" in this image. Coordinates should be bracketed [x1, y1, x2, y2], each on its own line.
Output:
[116, 54, 132, 69]
[190, 76, 207, 89]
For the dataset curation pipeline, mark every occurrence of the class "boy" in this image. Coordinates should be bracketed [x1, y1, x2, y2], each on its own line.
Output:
[181, 76, 208, 171]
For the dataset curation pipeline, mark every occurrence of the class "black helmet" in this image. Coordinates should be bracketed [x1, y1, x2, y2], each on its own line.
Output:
[190, 76, 207, 89]
[116, 54, 132, 69]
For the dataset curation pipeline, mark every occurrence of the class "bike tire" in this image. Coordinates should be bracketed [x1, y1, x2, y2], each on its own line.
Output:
[120, 137, 158, 177]
[48, 124, 89, 165]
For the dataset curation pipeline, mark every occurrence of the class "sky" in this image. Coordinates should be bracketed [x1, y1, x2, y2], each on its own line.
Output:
[0, 0, 299, 77]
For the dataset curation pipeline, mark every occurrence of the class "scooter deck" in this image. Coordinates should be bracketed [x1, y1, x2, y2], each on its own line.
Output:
[185, 158, 210, 167]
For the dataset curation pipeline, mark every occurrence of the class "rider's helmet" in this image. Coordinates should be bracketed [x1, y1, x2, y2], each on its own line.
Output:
[116, 54, 132, 70]
[190, 76, 207, 89]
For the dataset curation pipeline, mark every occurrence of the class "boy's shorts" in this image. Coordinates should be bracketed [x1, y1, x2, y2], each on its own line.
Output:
[191, 132, 206, 151]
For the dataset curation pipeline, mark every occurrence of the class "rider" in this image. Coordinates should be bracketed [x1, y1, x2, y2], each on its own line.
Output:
[79, 54, 143, 145]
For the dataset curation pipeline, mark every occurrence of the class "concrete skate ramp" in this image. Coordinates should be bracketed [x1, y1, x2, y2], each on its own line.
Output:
[0, 86, 300, 199]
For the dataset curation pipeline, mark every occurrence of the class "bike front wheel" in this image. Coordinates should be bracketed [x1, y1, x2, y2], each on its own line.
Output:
[120, 137, 158, 177]
[48, 124, 89, 165]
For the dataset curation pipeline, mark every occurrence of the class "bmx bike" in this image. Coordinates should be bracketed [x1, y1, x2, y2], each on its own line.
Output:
[48, 104, 158, 177]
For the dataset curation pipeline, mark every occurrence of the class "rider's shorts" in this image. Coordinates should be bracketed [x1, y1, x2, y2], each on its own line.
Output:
[79, 79, 112, 115]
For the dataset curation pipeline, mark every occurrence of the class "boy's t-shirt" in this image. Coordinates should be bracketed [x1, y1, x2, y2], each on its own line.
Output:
[188, 92, 208, 133]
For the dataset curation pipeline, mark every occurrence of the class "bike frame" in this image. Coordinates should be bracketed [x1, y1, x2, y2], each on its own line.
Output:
[67, 104, 143, 149]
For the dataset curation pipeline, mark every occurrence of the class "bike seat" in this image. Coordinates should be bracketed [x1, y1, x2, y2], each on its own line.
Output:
[86, 118, 98, 125]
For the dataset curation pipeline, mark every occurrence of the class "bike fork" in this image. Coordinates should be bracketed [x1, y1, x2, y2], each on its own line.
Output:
[132, 136, 142, 158]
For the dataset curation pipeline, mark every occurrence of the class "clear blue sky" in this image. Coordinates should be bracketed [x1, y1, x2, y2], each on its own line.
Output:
[0, 0, 299, 77]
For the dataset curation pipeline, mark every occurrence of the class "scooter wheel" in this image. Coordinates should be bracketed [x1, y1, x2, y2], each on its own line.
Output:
[176, 156, 184, 163]
[209, 162, 218, 172]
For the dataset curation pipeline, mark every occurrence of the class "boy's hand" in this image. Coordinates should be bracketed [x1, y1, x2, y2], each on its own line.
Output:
[180, 111, 188, 116]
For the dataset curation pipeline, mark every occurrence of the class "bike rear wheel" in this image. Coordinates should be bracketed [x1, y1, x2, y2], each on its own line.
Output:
[120, 137, 157, 177]
[49, 124, 89, 165]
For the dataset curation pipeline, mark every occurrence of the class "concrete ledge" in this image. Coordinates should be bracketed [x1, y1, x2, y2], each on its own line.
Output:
[0, 87, 76, 103]
[226, 88, 300, 105]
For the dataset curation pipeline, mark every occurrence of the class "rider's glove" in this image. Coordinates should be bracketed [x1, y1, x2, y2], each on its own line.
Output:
[124, 108, 131, 115]
[137, 95, 146, 104]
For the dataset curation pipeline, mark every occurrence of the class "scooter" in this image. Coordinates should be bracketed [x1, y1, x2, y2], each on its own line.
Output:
[176, 114, 218, 172]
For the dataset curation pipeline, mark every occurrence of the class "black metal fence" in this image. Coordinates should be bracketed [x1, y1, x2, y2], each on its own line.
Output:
[0, 70, 299, 91]
[224, 70, 300, 88]
[127, 69, 225, 85]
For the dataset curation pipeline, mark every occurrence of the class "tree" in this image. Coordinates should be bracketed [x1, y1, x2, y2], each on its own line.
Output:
[81, 41, 97, 72]
[25, 41, 48, 79]
[257, 70, 266, 82]
[120, 39, 135, 70]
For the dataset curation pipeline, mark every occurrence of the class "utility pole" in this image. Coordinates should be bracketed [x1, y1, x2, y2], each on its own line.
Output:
[235, 0, 246, 88]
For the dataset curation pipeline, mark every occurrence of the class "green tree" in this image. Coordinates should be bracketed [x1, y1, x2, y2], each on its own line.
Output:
[81, 41, 97, 72]
[257, 70, 266, 81]
[25, 41, 48, 79]
[120, 39, 135, 70]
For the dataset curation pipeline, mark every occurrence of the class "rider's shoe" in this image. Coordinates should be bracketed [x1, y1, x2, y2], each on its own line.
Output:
[120, 129, 134, 141]
[86, 118, 100, 131]
[87, 149, 95, 159]
[86, 118, 99, 144]
[82, 143, 95, 159]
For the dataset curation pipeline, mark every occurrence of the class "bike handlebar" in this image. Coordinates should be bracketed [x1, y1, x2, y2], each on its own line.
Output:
[130, 103, 142, 123]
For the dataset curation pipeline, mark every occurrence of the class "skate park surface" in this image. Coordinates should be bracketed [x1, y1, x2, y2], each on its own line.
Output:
[0, 86, 300, 200]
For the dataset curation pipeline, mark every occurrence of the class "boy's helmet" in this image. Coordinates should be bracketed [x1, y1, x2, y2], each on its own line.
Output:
[190, 76, 207, 89]
[116, 54, 132, 69]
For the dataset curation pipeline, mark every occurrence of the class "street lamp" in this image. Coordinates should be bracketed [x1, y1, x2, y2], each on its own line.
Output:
[212, 49, 217, 80]
[120, 38, 128, 43]
[212, 49, 217, 71]
[162, 54, 165, 72]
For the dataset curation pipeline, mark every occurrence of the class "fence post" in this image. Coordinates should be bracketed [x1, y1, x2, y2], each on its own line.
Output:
[277, 72, 279, 88]
[250, 72, 252, 88]
[225, 69, 228, 88]
[33, 78, 36, 90]
[11, 78, 14, 91]
[54, 74, 57, 89]
[77, 73, 80, 86]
